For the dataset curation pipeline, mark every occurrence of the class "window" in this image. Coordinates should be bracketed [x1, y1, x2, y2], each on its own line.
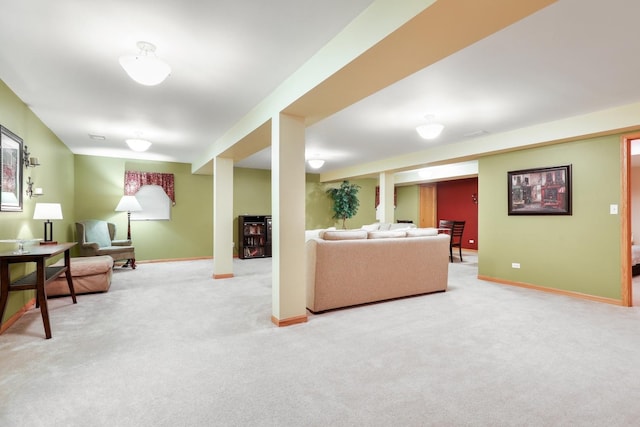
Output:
[131, 185, 171, 220]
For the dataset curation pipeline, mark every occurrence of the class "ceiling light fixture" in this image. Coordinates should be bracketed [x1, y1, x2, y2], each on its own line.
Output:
[125, 138, 152, 152]
[416, 115, 444, 140]
[119, 41, 171, 86]
[308, 159, 325, 169]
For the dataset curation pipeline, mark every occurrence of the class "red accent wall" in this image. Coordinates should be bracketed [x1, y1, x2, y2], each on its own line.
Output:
[437, 178, 478, 250]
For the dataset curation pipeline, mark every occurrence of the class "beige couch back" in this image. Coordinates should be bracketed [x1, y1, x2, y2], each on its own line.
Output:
[306, 233, 450, 312]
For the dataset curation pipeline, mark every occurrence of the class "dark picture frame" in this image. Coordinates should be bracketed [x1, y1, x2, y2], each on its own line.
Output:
[508, 164, 572, 215]
[1, 125, 24, 212]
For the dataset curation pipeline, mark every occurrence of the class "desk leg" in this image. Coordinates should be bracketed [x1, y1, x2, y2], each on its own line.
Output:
[64, 249, 77, 304]
[36, 260, 52, 339]
[0, 260, 9, 329]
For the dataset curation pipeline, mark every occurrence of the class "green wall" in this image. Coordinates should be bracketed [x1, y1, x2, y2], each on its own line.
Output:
[316, 178, 378, 229]
[230, 171, 379, 254]
[478, 135, 622, 299]
[305, 173, 334, 229]
[395, 185, 420, 223]
[233, 167, 272, 255]
[0, 80, 76, 323]
[74, 155, 213, 261]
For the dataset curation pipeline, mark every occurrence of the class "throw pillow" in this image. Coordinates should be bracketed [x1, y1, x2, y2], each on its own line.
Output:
[305, 229, 324, 241]
[83, 220, 112, 248]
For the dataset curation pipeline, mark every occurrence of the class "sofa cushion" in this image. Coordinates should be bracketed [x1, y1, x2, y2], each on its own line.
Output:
[320, 229, 368, 240]
[305, 227, 336, 241]
[378, 223, 392, 231]
[361, 223, 381, 231]
[406, 228, 439, 237]
[367, 230, 407, 239]
[389, 223, 417, 230]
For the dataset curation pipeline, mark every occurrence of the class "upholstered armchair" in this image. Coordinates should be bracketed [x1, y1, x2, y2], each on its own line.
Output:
[76, 220, 136, 268]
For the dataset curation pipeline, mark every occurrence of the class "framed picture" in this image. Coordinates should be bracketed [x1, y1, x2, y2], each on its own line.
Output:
[508, 164, 572, 215]
[1, 125, 24, 212]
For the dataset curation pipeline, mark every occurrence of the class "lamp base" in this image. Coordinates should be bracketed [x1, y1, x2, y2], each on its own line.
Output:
[40, 241, 58, 245]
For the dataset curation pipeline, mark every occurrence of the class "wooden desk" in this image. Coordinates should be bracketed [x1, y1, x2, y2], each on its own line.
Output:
[0, 242, 77, 339]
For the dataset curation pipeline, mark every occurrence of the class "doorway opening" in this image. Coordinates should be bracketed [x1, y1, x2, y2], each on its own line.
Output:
[625, 135, 640, 306]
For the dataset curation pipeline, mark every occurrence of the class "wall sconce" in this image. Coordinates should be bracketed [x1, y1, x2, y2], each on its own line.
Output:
[23, 145, 40, 168]
[25, 177, 43, 198]
[472, 193, 478, 205]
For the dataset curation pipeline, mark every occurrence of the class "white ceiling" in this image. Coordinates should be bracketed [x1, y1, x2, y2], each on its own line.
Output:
[2, 0, 640, 173]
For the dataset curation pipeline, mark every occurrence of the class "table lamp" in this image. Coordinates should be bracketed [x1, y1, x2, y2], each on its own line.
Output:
[33, 203, 63, 245]
[115, 195, 142, 240]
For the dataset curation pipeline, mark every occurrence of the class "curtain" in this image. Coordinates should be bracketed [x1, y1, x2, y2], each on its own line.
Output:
[124, 170, 176, 206]
[375, 186, 397, 207]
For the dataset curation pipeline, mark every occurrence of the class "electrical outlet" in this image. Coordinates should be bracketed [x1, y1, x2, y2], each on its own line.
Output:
[512, 262, 520, 269]
[469, 239, 475, 244]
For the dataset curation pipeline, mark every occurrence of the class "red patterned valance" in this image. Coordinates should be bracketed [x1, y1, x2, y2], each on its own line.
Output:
[124, 170, 176, 206]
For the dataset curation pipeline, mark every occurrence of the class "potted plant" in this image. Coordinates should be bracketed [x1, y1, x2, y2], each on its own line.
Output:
[326, 180, 361, 229]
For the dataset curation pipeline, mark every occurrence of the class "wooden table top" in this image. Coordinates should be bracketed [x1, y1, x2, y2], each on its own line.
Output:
[0, 242, 76, 259]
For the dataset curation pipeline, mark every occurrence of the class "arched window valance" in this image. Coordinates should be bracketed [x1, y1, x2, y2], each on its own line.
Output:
[124, 170, 176, 206]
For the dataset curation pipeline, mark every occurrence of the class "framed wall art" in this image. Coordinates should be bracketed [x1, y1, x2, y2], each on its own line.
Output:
[508, 164, 572, 215]
[1, 125, 23, 212]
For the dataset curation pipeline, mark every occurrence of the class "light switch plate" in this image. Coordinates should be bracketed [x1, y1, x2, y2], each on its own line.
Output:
[610, 204, 618, 215]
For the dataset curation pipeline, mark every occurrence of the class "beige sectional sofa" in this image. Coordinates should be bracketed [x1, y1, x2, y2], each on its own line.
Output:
[306, 228, 450, 313]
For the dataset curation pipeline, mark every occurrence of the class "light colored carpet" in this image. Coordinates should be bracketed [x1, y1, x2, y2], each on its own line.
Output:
[2, 252, 640, 426]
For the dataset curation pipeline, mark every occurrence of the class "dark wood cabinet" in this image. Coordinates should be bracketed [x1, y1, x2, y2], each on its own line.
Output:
[238, 215, 272, 259]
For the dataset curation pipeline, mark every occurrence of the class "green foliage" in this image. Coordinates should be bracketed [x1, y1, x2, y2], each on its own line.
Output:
[326, 180, 361, 229]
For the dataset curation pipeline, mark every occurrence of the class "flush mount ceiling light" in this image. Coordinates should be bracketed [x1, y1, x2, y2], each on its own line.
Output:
[119, 41, 171, 86]
[416, 115, 444, 140]
[125, 138, 152, 152]
[308, 159, 325, 169]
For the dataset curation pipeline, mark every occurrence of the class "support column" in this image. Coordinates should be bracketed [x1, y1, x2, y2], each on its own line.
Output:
[271, 113, 307, 326]
[378, 172, 395, 224]
[213, 156, 234, 279]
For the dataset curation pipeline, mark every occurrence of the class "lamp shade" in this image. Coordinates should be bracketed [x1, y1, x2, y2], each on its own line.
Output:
[119, 42, 171, 86]
[33, 203, 63, 220]
[115, 195, 142, 212]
